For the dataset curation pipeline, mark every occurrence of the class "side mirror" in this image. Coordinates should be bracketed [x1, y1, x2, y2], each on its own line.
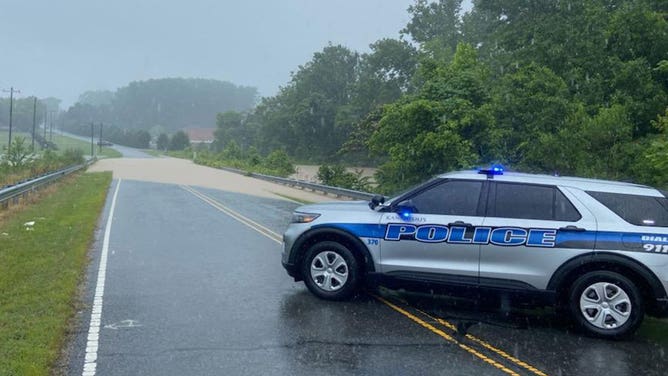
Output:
[369, 194, 386, 209]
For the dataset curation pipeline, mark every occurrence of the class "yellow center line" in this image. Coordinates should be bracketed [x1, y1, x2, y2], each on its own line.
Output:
[400, 300, 548, 376]
[184, 185, 547, 376]
[373, 295, 521, 376]
[181, 185, 283, 244]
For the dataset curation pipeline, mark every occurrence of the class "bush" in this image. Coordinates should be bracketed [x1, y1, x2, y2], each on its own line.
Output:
[192, 146, 296, 178]
[265, 149, 295, 176]
[317, 164, 371, 191]
[62, 148, 85, 165]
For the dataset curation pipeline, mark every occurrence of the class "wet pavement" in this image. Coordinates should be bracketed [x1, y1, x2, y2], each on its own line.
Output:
[67, 179, 668, 376]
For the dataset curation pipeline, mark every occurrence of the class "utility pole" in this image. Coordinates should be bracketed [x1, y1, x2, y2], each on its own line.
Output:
[98, 122, 103, 153]
[31, 97, 37, 151]
[43, 108, 47, 142]
[90, 122, 94, 157]
[2, 87, 20, 156]
[49, 111, 54, 142]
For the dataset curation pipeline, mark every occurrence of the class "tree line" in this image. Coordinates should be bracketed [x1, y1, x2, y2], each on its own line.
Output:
[211, 0, 667, 193]
[0, 97, 60, 133]
[61, 78, 258, 140]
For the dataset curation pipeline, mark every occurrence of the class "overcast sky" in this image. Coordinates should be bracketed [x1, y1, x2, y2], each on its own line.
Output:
[0, 0, 436, 107]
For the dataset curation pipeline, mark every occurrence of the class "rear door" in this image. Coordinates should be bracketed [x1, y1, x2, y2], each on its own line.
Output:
[479, 182, 597, 290]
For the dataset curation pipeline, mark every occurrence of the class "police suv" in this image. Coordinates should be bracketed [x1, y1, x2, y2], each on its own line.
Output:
[282, 167, 668, 338]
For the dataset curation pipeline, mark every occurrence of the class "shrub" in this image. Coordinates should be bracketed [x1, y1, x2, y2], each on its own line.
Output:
[317, 164, 371, 191]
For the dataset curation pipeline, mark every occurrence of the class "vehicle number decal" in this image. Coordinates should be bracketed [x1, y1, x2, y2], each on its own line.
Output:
[643, 244, 668, 253]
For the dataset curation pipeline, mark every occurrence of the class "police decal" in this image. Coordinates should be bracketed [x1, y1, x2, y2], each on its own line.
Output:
[384, 224, 557, 248]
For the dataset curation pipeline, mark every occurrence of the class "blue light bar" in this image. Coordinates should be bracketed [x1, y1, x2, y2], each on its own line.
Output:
[478, 164, 504, 176]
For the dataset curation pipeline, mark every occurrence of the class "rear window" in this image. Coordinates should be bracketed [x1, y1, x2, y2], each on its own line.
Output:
[490, 183, 581, 221]
[587, 191, 668, 227]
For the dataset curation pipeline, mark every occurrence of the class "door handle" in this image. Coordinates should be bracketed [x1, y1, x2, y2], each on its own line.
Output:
[558, 225, 586, 232]
[448, 221, 473, 227]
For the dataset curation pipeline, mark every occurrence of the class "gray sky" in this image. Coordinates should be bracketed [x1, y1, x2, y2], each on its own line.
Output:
[0, 0, 426, 107]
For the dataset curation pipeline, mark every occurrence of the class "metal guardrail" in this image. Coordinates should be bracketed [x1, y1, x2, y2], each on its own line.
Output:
[216, 166, 376, 200]
[0, 159, 94, 207]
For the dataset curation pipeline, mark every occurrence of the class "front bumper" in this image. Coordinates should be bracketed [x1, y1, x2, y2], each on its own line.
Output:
[282, 260, 301, 281]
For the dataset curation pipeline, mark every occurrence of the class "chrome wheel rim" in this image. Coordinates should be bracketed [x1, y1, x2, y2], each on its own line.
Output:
[579, 282, 631, 329]
[310, 251, 348, 291]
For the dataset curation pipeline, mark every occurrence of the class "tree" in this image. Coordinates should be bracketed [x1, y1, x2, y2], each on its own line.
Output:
[403, 0, 463, 60]
[78, 90, 114, 107]
[490, 63, 572, 168]
[638, 108, 668, 187]
[63, 78, 258, 134]
[156, 133, 169, 151]
[169, 131, 190, 151]
[367, 43, 491, 192]
[215, 111, 254, 150]
[354, 39, 419, 113]
[256, 44, 360, 160]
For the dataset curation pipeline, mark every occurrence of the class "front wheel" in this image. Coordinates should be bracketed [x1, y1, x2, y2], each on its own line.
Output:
[568, 271, 644, 339]
[301, 241, 360, 301]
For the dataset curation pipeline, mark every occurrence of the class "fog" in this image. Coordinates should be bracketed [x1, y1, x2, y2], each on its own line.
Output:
[0, 0, 428, 107]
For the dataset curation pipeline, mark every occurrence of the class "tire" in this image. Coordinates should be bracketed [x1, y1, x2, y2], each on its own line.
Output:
[568, 271, 644, 339]
[301, 241, 360, 301]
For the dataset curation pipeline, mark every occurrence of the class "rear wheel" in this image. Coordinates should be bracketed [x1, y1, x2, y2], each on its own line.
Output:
[568, 271, 644, 339]
[301, 241, 360, 300]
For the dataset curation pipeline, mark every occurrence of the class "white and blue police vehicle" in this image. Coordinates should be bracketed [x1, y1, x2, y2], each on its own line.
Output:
[282, 167, 668, 338]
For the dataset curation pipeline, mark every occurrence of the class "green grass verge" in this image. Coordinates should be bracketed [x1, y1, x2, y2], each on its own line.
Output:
[0, 131, 32, 146]
[270, 192, 314, 204]
[166, 150, 193, 159]
[49, 134, 121, 159]
[0, 131, 121, 158]
[0, 171, 112, 375]
[638, 317, 668, 345]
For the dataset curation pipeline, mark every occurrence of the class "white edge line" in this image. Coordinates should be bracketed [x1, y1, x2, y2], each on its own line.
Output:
[82, 178, 121, 376]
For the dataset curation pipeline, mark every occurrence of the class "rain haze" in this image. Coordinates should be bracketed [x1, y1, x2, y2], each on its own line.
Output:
[2, 1, 667, 375]
[0, 0, 430, 106]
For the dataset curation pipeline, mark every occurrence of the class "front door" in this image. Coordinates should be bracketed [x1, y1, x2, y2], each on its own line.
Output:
[379, 179, 487, 283]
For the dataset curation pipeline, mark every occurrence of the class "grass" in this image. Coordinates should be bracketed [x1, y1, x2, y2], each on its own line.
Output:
[0, 131, 32, 148]
[166, 150, 193, 159]
[0, 131, 121, 159]
[49, 134, 121, 159]
[270, 192, 314, 204]
[0, 171, 112, 375]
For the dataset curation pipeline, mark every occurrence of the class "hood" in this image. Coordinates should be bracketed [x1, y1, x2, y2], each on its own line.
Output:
[295, 200, 371, 213]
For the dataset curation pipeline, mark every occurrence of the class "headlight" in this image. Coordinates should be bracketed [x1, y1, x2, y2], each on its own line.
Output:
[291, 212, 320, 223]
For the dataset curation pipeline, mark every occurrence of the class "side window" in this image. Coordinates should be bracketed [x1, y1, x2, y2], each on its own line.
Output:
[492, 183, 581, 221]
[409, 180, 483, 216]
[587, 191, 668, 227]
[555, 189, 582, 221]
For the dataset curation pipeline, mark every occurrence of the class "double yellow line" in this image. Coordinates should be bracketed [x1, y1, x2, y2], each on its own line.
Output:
[183, 184, 547, 376]
[181, 185, 282, 244]
[374, 295, 548, 376]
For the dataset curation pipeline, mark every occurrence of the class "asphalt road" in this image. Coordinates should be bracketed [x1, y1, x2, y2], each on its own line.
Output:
[66, 179, 668, 376]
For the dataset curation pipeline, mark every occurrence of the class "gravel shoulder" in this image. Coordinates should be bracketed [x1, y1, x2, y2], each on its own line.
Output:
[88, 157, 345, 203]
